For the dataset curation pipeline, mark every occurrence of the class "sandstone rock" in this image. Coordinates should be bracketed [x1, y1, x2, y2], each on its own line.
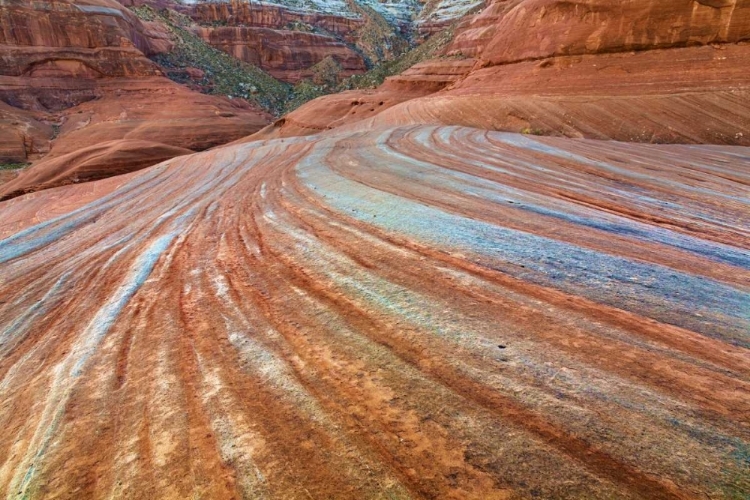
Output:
[380, 58, 477, 93]
[0, 0, 273, 198]
[185, 67, 206, 80]
[44, 78, 271, 155]
[0, 125, 748, 499]
[278, 0, 750, 145]
[237, 89, 431, 141]
[366, 44, 750, 144]
[444, 0, 523, 58]
[480, 0, 750, 65]
[192, 26, 366, 83]
[0, 140, 193, 200]
[190, 0, 365, 37]
[0, 102, 53, 162]
[0, 0, 164, 110]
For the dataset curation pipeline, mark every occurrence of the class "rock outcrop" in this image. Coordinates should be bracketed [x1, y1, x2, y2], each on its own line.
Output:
[0, 140, 193, 200]
[1, 1, 749, 497]
[480, 0, 750, 65]
[0, 0, 166, 109]
[241, 57, 477, 140]
[269, 0, 750, 144]
[239, 89, 432, 140]
[367, 43, 750, 144]
[189, 0, 365, 36]
[0, 77, 271, 198]
[0, 0, 272, 197]
[192, 26, 366, 83]
[0, 102, 53, 163]
[1, 125, 748, 499]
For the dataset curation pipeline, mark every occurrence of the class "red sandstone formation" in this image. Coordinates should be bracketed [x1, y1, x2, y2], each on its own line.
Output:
[479, 0, 750, 66]
[0, 0, 166, 110]
[0, 78, 271, 197]
[186, 0, 410, 74]
[190, 1, 365, 36]
[366, 44, 750, 144]
[192, 26, 366, 83]
[238, 89, 432, 141]
[0, 102, 53, 163]
[270, 0, 750, 144]
[1, 1, 750, 497]
[445, 0, 522, 57]
[241, 58, 478, 140]
[0, 0, 271, 197]
[0, 125, 748, 499]
[380, 58, 477, 93]
[0, 140, 192, 200]
[44, 79, 270, 156]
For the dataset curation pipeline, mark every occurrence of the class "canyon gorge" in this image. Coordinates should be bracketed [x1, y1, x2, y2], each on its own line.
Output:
[0, 0, 748, 499]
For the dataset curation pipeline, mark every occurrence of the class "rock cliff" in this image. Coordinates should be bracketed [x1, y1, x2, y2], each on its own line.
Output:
[192, 26, 366, 83]
[265, 0, 750, 145]
[0, 0, 271, 191]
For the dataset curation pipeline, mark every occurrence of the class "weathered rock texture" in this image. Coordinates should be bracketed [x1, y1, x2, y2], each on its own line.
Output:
[275, 0, 750, 144]
[479, 0, 750, 65]
[380, 58, 477, 93]
[186, 0, 395, 78]
[0, 125, 748, 499]
[0, 140, 192, 200]
[0, 0, 166, 109]
[367, 44, 750, 144]
[0, 0, 272, 195]
[0, 77, 271, 198]
[0, 102, 53, 162]
[192, 26, 366, 82]
[189, 0, 365, 36]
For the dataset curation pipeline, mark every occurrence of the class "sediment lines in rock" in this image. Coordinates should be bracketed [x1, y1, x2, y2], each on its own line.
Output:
[0, 126, 748, 499]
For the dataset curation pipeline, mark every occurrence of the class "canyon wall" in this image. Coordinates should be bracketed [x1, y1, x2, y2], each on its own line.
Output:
[0, 0, 271, 188]
[192, 26, 366, 82]
[266, 0, 750, 145]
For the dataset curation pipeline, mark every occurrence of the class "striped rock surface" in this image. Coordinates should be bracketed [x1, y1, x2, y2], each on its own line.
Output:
[0, 126, 748, 499]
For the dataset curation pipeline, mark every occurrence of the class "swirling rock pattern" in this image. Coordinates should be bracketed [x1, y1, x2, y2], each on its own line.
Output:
[0, 126, 749, 499]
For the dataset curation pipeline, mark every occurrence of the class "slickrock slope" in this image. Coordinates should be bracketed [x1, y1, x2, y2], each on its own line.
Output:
[0, 77, 271, 199]
[1, 125, 748, 499]
[368, 44, 750, 144]
[39, 79, 271, 157]
[0, 140, 192, 200]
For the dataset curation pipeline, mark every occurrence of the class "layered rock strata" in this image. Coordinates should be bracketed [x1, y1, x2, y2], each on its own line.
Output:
[0, 125, 748, 499]
[192, 26, 366, 83]
[268, 0, 750, 144]
[0, 0, 271, 194]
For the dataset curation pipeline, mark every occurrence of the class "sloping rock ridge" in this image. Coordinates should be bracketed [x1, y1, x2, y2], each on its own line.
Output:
[0, 0, 271, 191]
[270, 0, 750, 145]
[0, 125, 748, 498]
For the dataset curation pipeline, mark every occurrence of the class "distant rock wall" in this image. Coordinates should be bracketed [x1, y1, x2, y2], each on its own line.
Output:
[192, 26, 366, 83]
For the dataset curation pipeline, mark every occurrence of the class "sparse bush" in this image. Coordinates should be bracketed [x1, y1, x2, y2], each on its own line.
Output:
[521, 127, 545, 136]
[0, 162, 30, 170]
[311, 56, 343, 88]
